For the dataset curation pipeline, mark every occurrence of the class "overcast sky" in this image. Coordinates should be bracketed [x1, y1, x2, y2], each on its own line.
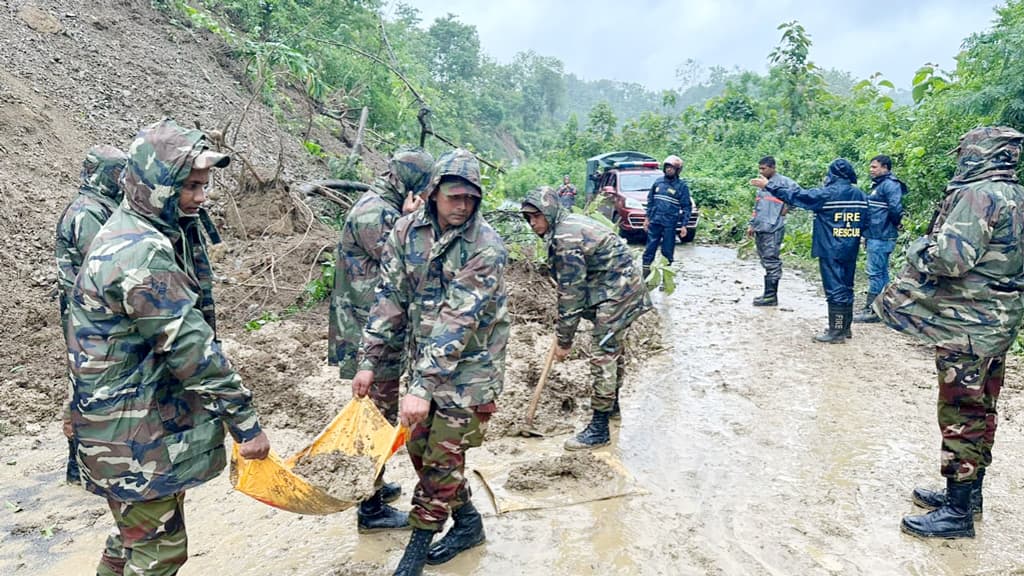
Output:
[396, 0, 1004, 91]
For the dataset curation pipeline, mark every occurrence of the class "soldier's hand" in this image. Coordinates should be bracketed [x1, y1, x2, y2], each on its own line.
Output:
[239, 431, 271, 460]
[750, 176, 768, 189]
[351, 370, 374, 398]
[399, 395, 430, 428]
[403, 191, 424, 214]
[62, 416, 73, 439]
[746, 226, 754, 238]
[554, 345, 571, 362]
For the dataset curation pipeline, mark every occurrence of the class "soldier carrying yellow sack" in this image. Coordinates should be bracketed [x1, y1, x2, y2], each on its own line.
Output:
[329, 145, 435, 532]
[66, 119, 271, 575]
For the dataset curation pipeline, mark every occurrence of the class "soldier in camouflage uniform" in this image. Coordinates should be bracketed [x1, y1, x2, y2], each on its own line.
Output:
[329, 146, 434, 532]
[55, 145, 128, 484]
[352, 149, 508, 576]
[66, 119, 271, 575]
[877, 126, 1024, 540]
[520, 187, 651, 450]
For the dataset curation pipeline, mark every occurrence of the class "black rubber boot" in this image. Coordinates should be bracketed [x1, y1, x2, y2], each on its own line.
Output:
[66, 438, 81, 484]
[425, 501, 486, 565]
[564, 410, 611, 450]
[752, 276, 779, 307]
[814, 305, 846, 344]
[912, 469, 984, 519]
[842, 304, 853, 339]
[380, 481, 402, 504]
[392, 528, 436, 576]
[901, 479, 975, 539]
[358, 487, 410, 533]
[853, 292, 880, 323]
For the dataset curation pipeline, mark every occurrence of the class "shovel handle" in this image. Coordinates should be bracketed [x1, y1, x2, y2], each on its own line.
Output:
[525, 340, 558, 427]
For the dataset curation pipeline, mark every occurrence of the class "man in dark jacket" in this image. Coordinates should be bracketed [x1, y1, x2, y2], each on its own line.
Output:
[751, 159, 868, 342]
[854, 154, 906, 322]
[642, 155, 691, 280]
[746, 156, 796, 306]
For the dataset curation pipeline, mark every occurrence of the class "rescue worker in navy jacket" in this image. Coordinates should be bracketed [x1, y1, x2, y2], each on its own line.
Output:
[853, 154, 906, 323]
[752, 158, 868, 343]
[642, 155, 691, 281]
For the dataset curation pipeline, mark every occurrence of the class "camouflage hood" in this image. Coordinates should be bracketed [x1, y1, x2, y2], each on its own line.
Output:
[80, 145, 127, 202]
[824, 158, 858, 186]
[521, 186, 564, 240]
[950, 126, 1024, 185]
[388, 146, 435, 196]
[425, 148, 484, 224]
[121, 119, 228, 235]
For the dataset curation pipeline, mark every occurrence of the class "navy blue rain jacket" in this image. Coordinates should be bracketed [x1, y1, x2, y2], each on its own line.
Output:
[768, 159, 869, 261]
[646, 176, 691, 229]
[864, 173, 906, 240]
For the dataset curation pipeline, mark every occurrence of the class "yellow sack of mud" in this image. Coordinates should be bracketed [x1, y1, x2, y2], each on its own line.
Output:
[230, 396, 408, 515]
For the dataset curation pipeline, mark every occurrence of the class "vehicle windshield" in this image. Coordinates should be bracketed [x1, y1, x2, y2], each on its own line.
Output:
[618, 171, 661, 192]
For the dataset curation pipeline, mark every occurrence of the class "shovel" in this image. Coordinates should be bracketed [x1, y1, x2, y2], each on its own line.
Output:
[520, 340, 558, 437]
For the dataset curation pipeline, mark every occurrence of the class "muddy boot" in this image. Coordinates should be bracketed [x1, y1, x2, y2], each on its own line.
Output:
[426, 501, 485, 565]
[358, 487, 410, 533]
[393, 528, 435, 576]
[564, 410, 611, 450]
[380, 481, 402, 504]
[813, 305, 846, 344]
[752, 276, 779, 307]
[912, 469, 984, 519]
[901, 479, 975, 539]
[842, 304, 853, 339]
[853, 292, 880, 323]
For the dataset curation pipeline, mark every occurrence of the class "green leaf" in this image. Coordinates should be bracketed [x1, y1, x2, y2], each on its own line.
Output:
[912, 83, 927, 104]
[878, 79, 895, 89]
[912, 65, 934, 86]
[41, 525, 54, 539]
[5, 500, 22, 513]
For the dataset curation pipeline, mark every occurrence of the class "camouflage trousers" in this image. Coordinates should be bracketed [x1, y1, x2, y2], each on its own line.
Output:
[97, 492, 187, 576]
[754, 227, 785, 282]
[935, 348, 1004, 483]
[591, 328, 627, 413]
[406, 403, 489, 531]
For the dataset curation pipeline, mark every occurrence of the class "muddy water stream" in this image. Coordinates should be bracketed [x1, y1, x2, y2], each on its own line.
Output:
[3, 245, 1024, 575]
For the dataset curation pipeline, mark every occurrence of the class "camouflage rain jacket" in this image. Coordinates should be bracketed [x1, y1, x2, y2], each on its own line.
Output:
[55, 145, 128, 330]
[329, 148, 434, 379]
[66, 120, 261, 502]
[522, 187, 651, 348]
[357, 150, 510, 409]
[877, 126, 1024, 357]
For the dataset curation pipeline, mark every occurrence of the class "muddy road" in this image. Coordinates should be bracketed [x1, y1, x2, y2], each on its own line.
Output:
[3, 245, 1024, 575]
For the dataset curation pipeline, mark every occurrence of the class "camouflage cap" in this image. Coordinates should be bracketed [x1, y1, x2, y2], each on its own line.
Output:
[521, 186, 561, 225]
[425, 148, 482, 198]
[951, 126, 1024, 185]
[389, 146, 435, 195]
[122, 119, 224, 229]
[80, 144, 128, 200]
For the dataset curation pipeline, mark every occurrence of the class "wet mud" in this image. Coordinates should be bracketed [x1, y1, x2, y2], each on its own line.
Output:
[4, 245, 1024, 576]
[292, 452, 377, 502]
[506, 452, 616, 492]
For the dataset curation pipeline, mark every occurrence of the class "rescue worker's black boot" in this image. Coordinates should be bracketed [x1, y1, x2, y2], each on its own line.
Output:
[393, 528, 436, 576]
[380, 481, 402, 504]
[752, 276, 779, 307]
[842, 304, 854, 339]
[814, 305, 846, 343]
[901, 479, 975, 539]
[853, 292, 880, 323]
[358, 487, 410, 533]
[426, 501, 485, 565]
[564, 410, 611, 450]
[912, 468, 984, 519]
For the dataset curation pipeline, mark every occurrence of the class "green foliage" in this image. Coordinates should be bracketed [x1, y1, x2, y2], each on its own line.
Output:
[645, 255, 676, 295]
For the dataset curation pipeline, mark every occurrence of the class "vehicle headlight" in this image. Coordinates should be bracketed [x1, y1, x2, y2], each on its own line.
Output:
[624, 198, 645, 210]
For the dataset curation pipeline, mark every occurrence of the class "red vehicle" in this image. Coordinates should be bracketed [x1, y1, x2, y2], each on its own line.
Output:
[585, 151, 699, 243]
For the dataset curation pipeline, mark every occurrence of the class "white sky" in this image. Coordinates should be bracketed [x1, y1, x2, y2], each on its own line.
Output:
[395, 0, 1004, 90]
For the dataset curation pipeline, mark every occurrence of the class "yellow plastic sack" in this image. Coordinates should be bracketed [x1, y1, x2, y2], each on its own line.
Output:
[230, 396, 408, 515]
